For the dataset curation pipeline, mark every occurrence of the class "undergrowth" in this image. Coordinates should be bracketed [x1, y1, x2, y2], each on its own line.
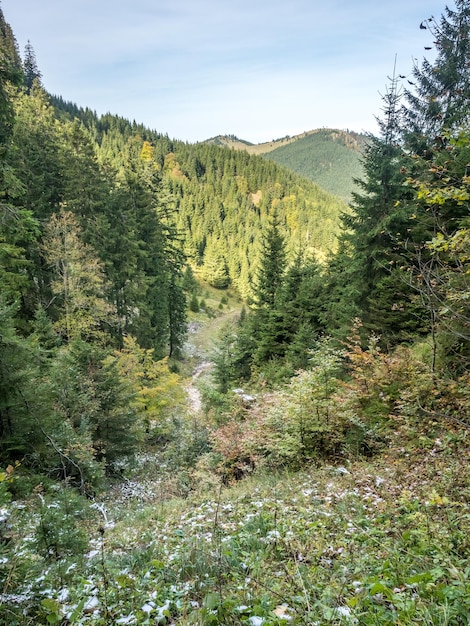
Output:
[1, 426, 470, 625]
[1, 323, 470, 624]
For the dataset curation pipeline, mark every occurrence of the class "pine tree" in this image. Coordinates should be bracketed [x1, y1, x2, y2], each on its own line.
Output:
[10, 86, 63, 221]
[336, 70, 421, 343]
[248, 214, 290, 368]
[0, 7, 22, 149]
[0, 298, 49, 462]
[202, 235, 230, 288]
[404, 0, 470, 150]
[0, 13, 40, 321]
[23, 40, 42, 92]
[252, 212, 287, 309]
[280, 253, 325, 368]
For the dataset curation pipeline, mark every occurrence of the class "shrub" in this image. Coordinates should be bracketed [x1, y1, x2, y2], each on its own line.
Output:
[34, 488, 89, 562]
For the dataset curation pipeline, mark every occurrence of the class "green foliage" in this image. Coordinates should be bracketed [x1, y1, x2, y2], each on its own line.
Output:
[404, 0, 470, 146]
[0, 8, 23, 150]
[322, 3, 470, 357]
[188, 295, 199, 312]
[42, 210, 115, 344]
[211, 322, 239, 394]
[222, 243, 327, 385]
[107, 334, 183, 443]
[405, 128, 470, 375]
[265, 128, 366, 201]
[34, 488, 89, 562]
[0, 299, 51, 462]
[49, 340, 140, 472]
[263, 343, 345, 465]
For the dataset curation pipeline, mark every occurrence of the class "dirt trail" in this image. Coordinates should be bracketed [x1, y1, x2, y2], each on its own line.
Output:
[183, 306, 241, 415]
[186, 361, 212, 414]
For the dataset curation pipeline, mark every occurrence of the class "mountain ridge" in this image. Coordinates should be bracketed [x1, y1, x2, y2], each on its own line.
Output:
[203, 127, 367, 155]
[205, 128, 368, 201]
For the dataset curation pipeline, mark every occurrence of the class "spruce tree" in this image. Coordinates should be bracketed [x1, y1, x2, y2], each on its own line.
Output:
[249, 214, 290, 367]
[0, 7, 22, 148]
[23, 40, 42, 92]
[0, 299, 44, 460]
[337, 71, 421, 343]
[0, 13, 40, 324]
[404, 0, 470, 150]
[252, 212, 286, 309]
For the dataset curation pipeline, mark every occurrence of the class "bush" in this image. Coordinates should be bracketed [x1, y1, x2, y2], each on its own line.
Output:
[189, 294, 200, 312]
[34, 487, 89, 562]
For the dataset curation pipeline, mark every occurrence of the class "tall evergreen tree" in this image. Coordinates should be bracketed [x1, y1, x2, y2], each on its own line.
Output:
[247, 214, 290, 368]
[0, 299, 45, 460]
[252, 212, 287, 309]
[335, 71, 422, 343]
[0, 7, 22, 150]
[404, 0, 470, 150]
[22, 40, 42, 92]
[0, 10, 39, 321]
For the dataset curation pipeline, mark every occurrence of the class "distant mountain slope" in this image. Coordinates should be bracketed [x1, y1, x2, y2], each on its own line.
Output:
[205, 129, 368, 202]
[264, 129, 367, 201]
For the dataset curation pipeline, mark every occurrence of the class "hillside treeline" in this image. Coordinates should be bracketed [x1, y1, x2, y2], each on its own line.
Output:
[264, 128, 367, 201]
[1, 0, 469, 482]
[52, 98, 346, 298]
[0, 7, 345, 482]
[206, 0, 470, 464]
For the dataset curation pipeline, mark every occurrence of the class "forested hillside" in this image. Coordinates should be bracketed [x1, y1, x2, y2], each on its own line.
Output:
[0, 1, 346, 488]
[205, 129, 367, 201]
[263, 129, 366, 201]
[52, 101, 346, 300]
[1, 1, 470, 624]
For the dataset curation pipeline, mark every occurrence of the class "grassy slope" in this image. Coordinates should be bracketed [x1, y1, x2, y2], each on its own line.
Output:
[100, 435, 468, 625]
[5, 429, 468, 624]
[3, 293, 470, 625]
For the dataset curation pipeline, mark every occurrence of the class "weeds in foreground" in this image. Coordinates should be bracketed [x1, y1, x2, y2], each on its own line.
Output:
[2, 328, 470, 624]
[2, 443, 470, 624]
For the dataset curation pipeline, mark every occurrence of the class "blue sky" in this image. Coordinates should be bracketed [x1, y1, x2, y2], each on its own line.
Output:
[4, 0, 451, 143]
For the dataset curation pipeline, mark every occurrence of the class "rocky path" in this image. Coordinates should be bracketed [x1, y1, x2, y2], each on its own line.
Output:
[185, 361, 212, 414]
[183, 306, 241, 416]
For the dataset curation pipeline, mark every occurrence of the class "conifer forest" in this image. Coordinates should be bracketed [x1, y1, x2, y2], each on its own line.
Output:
[1, 2, 470, 624]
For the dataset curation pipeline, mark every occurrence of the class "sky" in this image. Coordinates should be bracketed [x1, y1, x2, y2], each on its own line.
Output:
[3, 0, 452, 144]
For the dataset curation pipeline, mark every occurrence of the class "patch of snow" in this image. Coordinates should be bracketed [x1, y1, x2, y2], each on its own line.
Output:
[156, 599, 171, 620]
[141, 601, 155, 614]
[232, 388, 256, 403]
[86, 549, 100, 559]
[57, 588, 69, 602]
[84, 595, 99, 611]
[336, 605, 351, 616]
[116, 615, 135, 624]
